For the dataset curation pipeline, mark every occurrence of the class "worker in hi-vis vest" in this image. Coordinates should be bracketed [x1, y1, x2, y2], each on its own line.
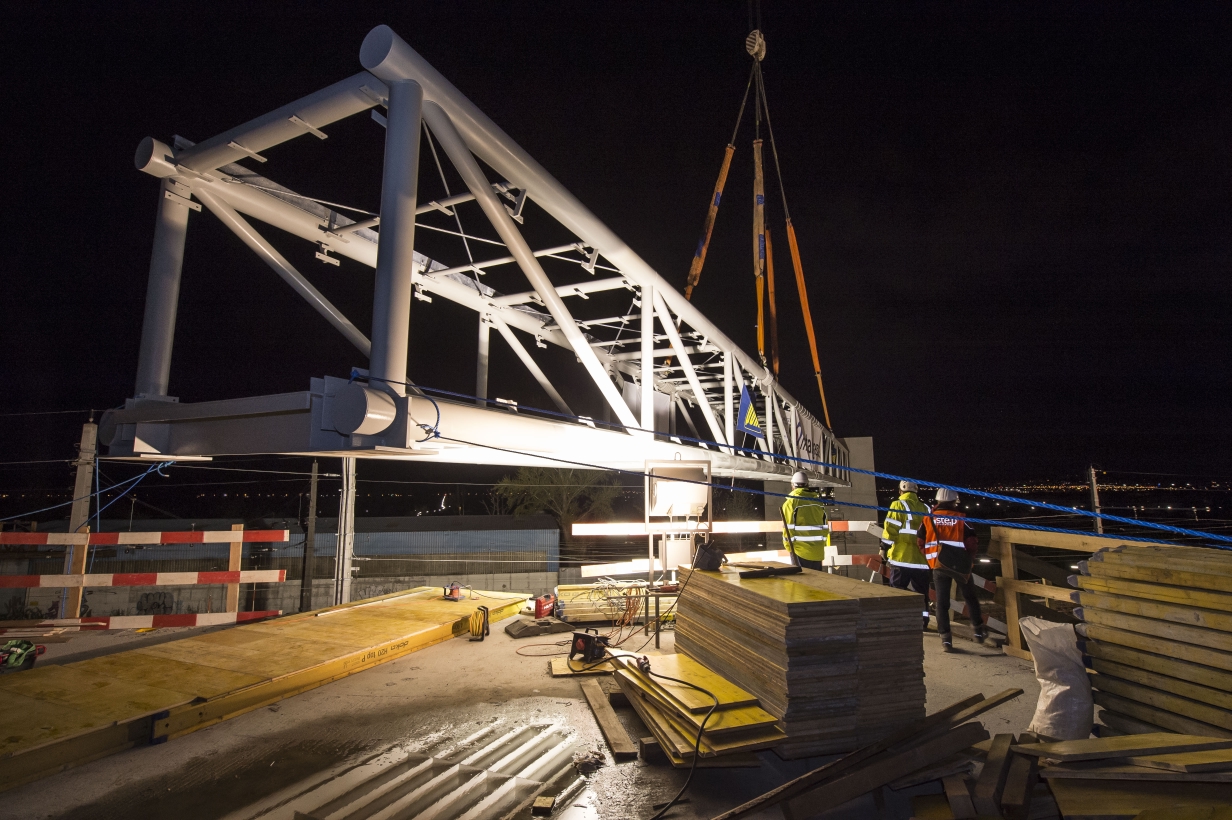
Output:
[781, 471, 830, 570]
[918, 488, 987, 652]
[880, 480, 933, 631]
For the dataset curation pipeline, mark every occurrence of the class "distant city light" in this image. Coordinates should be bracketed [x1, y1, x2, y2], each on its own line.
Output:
[979, 558, 992, 564]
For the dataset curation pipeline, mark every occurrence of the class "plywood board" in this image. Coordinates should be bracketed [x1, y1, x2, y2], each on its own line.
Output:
[610, 653, 760, 713]
[549, 657, 614, 676]
[1082, 640, 1232, 693]
[1047, 778, 1232, 819]
[1079, 622, 1232, 673]
[1093, 692, 1232, 739]
[1079, 607, 1232, 653]
[1077, 575, 1232, 614]
[1091, 675, 1232, 731]
[579, 678, 637, 760]
[1012, 732, 1232, 762]
[1125, 747, 1232, 773]
[1078, 590, 1232, 633]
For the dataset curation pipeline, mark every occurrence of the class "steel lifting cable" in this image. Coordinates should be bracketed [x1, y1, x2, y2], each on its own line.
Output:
[756, 53, 833, 428]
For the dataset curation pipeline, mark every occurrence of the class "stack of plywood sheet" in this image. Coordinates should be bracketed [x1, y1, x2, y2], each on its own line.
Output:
[675, 567, 925, 758]
[608, 653, 786, 766]
[555, 582, 676, 625]
[1072, 544, 1232, 739]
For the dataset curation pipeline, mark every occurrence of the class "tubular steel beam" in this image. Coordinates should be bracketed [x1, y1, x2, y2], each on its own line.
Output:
[193, 188, 371, 355]
[421, 99, 637, 429]
[369, 79, 423, 394]
[134, 180, 192, 398]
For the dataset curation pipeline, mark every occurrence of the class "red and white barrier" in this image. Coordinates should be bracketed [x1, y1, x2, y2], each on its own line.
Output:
[0, 570, 286, 589]
[0, 610, 281, 633]
[0, 529, 288, 546]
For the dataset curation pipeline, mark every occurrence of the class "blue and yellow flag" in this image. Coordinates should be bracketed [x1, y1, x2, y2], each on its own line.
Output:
[736, 386, 764, 438]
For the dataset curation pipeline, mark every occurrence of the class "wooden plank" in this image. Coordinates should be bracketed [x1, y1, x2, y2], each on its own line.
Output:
[971, 733, 1014, 815]
[999, 576, 1079, 602]
[999, 752, 1038, 820]
[780, 722, 989, 820]
[225, 523, 243, 612]
[1078, 607, 1232, 653]
[1011, 732, 1232, 762]
[1124, 747, 1232, 773]
[1094, 691, 1232, 739]
[1091, 675, 1232, 731]
[1090, 657, 1232, 712]
[1077, 574, 1232, 613]
[1002, 547, 1025, 656]
[710, 690, 1014, 820]
[1082, 640, 1232, 694]
[991, 527, 1162, 554]
[941, 774, 976, 819]
[579, 678, 638, 760]
[1087, 554, 1232, 594]
[1040, 762, 1232, 782]
[1078, 622, 1232, 673]
[612, 670, 779, 737]
[1047, 779, 1232, 819]
[1012, 550, 1075, 588]
[1079, 589, 1232, 633]
[1097, 708, 1168, 736]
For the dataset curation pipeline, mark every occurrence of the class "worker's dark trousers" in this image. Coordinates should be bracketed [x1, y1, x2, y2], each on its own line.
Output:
[796, 557, 825, 571]
[888, 565, 932, 621]
[932, 570, 983, 637]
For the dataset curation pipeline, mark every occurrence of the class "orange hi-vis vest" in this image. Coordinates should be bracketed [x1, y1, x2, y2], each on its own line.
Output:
[920, 508, 971, 570]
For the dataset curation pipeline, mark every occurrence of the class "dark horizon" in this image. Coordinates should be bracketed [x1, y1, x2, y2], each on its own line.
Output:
[3, 3, 1230, 495]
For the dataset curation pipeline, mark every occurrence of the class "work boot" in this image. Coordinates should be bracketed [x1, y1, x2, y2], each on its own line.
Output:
[940, 632, 953, 652]
[974, 626, 988, 645]
[922, 615, 931, 632]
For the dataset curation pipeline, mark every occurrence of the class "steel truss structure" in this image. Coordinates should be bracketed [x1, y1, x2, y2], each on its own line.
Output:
[101, 25, 848, 488]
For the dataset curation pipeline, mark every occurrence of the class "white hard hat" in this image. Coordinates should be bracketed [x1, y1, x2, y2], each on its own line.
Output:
[935, 488, 959, 504]
[791, 471, 810, 487]
[899, 480, 918, 493]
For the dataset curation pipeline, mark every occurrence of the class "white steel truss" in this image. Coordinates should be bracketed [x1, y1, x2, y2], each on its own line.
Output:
[102, 25, 849, 487]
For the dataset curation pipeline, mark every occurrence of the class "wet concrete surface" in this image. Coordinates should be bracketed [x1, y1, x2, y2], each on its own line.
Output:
[4, 618, 1039, 820]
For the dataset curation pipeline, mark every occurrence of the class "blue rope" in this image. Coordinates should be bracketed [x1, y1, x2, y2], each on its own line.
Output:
[354, 375, 1231, 547]
[1, 462, 173, 524]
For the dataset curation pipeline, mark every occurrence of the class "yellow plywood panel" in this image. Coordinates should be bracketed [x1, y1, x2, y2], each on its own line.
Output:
[612, 670, 777, 736]
[1077, 575, 1232, 613]
[81, 653, 265, 700]
[612, 653, 760, 713]
[700, 571, 853, 605]
[1126, 747, 1232, 773]
[0, 691, 102, 755]
[1078, 590, 1232, 633]
[1047, 778, 1232, 819]
[0, 665, 188, 721]
[1081, 608, 1232, 653]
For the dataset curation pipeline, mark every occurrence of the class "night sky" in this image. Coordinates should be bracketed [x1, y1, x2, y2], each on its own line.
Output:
[3, 2, 1230, 491]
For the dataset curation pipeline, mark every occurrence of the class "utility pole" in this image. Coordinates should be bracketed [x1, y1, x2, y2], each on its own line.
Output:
[299, 460, 318, 612]
[63, 420, 97, 618]
[334, 457, 357, 606]
[1088, 465, 1104, 535]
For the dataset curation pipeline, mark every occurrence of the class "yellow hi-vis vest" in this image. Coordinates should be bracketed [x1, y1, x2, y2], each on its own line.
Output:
[781, 488, 830, 562]
[881, 492, 930, 568]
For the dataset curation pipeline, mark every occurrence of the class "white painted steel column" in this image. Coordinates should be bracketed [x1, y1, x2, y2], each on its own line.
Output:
[334, 457, 357, 605]
[723, 353, 734, 448]
[475, 317, 490, 405]
[652, 291, 727, 446]
[421, 100, 638, 429]
[193, 188, 372, 355]
[640, 283, 655, 434]
[134, 181, 191, 397]
[370, 80, 423, 396]
[491, 318, 573, 416]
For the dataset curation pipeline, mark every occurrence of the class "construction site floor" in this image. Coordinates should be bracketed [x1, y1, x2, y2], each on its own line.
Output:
[4, 624, 1038, 820]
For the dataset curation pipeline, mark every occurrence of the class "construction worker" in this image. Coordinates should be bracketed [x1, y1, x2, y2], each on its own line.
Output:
[918, 488, 987, 652]
[781, 471, 829, 569]
[880, 480, 933, 631]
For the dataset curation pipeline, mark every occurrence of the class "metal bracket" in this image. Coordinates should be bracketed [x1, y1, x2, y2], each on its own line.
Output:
[535, 335, 547, 349]
[371, 110, 388, 129]
[314, 244, 340, 266]
[164, 189, 201, 212]
[413, 284, 433, 303]
[503, 189, 527, 224]
[288, 114, 328, 139]
[582, 247, 600, 275]
[227, 141, 268, 163]
[359, 85, 388, 107]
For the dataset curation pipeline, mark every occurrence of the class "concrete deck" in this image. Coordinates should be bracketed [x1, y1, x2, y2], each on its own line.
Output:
[5, 623, 1039, 820]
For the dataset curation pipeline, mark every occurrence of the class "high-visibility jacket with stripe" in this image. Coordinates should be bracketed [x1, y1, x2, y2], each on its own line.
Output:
[917, 504, 978, 571]
[880, 492, 930, 569]
[781, 488, 830, 562]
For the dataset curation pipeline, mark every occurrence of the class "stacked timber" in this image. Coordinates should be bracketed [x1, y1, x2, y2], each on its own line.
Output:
[555, 582, 676, 625]
[675, 567, 925, 758]
[1072, 544, 1232, 739]
[608, 653, 787, 766]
